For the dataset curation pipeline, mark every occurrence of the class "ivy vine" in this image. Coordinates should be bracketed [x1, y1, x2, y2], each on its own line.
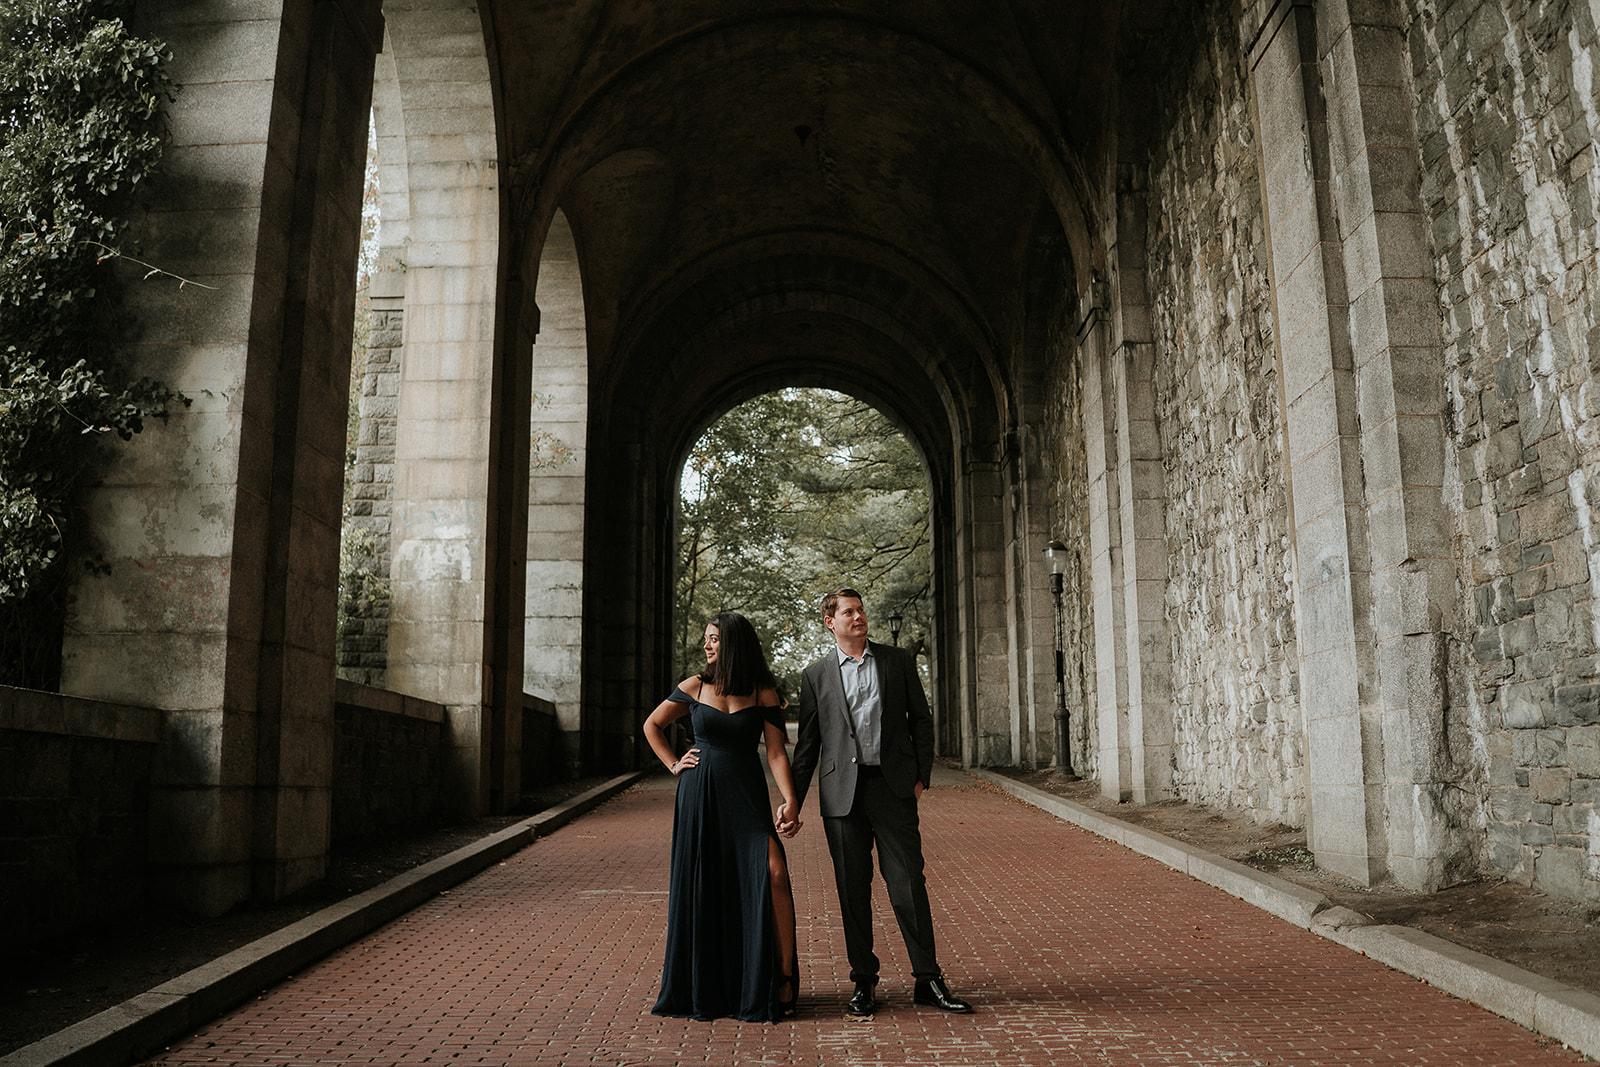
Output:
[0, 0, 186, 683]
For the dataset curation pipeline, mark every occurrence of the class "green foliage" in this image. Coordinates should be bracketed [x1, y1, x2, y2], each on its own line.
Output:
[677, 389, 930, 692]
[338, 524, 391, 615]
[0, 0, 183, 681]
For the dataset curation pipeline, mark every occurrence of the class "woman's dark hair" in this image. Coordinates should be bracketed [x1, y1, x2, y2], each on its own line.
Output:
[699, 611, 778, 696]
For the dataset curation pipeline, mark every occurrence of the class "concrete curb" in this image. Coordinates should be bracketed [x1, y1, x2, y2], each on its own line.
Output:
[968, 768, 1600, 1062]
[1, 773, 645, 1067]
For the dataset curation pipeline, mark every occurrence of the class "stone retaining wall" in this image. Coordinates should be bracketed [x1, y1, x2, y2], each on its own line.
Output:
[0, 687, 158, 950]
[331, 680, 446, 847]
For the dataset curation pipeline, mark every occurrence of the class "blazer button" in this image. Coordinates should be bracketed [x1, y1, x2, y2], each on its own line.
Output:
[850, 756, 858, 763]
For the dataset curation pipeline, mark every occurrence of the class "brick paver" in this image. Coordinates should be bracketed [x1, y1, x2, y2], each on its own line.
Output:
[136, 774, 1583, 1066]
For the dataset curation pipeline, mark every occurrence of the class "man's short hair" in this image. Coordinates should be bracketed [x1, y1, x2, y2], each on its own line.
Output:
[821, 587, 864, 619]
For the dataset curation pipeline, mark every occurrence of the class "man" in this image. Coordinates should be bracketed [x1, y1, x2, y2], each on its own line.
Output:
[785, 588, 972, 1017]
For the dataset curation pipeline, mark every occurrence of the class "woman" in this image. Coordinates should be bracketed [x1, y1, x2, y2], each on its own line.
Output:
[644, 611, 802, 1022]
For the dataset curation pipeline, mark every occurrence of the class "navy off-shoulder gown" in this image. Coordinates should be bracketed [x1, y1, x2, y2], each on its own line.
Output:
[652, 687, 788, 1023]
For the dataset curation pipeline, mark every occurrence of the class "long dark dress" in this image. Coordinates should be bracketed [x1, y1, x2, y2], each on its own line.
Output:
[652, 687, 789, 1022]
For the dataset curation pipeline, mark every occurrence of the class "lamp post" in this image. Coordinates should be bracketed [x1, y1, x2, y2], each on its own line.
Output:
[888, 610, 904, 647]
[1042, 540, 1077, 779]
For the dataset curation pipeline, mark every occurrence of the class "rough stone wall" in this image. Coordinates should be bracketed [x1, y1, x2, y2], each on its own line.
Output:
[337, 302, 402, 686]
[1412, 0, 1600, 900]
[1143, 0, 1303, 825]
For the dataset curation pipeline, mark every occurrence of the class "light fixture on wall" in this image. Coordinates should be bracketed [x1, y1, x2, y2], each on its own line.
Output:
[1042, 540, 1078, 780]
[888, 610, 904, 647]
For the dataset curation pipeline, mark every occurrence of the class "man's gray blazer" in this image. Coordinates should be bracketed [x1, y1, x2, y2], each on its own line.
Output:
[792, 640, 935, 818]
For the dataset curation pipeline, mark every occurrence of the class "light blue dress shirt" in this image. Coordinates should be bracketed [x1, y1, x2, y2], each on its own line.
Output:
[836, 644, 882, 765]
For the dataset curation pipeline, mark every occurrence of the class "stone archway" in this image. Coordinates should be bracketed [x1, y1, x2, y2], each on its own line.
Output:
[368, 0, 509, 816]
[573, 249, 1026, 772]
[664, 380, 945, 752]
[52, 0, 1538, 919]
[42, 0, 1123, 917]
[60, 0, 387, 912]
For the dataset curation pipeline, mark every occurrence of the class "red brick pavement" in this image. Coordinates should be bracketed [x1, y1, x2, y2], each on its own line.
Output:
[135, 775, 1584, 1066]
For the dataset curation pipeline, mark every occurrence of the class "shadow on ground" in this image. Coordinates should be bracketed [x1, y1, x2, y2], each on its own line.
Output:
[0, 778, 613, 1056]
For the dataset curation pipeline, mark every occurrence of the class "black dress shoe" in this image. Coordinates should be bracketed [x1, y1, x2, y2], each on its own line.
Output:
[846, 981, 876, 1017]
[913, 976, 973, 1013]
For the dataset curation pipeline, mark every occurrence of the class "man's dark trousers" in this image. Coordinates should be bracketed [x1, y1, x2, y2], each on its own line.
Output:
[824, 767, 939, 983]
[794, 638, 942, 986]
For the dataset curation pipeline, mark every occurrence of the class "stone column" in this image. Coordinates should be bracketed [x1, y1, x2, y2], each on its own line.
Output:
[1245, 0, 1460, 890]
[1248, 0, 1379, 884]
[61, 0, 381, 912]
[379, 0, 508, 815]
[1318, 0, 1459, 889]
[1081, 299, 1135, 800]
[1005, 386, 1065, 771]
[962, 451, 1014, 766]
[1108, 179, 1176, 803]
[524, 211, 588, 777]
[581, 423, 658, 772]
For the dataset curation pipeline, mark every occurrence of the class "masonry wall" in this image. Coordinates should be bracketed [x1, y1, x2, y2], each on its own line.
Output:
[1142, 0, 1305, 827]
[330, 681, 446, 848]
[338, 298, 403, 688]
[1413, 0, 1600, 900]
[0, 688, 158, 950]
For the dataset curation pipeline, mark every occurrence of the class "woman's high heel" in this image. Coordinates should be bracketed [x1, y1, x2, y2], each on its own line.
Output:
[775, 965, 798, 1016]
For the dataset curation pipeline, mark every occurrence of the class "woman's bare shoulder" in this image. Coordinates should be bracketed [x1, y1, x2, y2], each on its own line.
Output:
[678, 675, 704, 697]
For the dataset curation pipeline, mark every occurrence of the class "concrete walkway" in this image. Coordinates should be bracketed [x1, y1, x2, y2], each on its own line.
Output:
[10, 768, 1598, 1066]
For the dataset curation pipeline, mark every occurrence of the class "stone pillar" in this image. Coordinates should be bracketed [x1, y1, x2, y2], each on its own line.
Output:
[582, 424, 659, 773]
[1004, 398, 1065, 771]
[1246, 0, 1456, 888]
[1107, 177, 1176, 803]
[524, 211, 588, 778]
[1318, 0, 1459, 889]
[1248, 0, 1384, 885]
[1081, 299, 1135, 800]
[378, 0, 508, 816]
[61, 0, 381, 912]
[961, 452, 1014, 766]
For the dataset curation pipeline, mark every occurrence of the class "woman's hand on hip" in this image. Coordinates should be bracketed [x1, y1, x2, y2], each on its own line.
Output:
[671, 748, 701, 775]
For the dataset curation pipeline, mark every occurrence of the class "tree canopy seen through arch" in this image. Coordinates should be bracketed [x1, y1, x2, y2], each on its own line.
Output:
[677, 388, 931, 695]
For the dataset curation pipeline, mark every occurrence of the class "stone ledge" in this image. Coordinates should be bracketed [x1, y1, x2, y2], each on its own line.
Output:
[0, 772, 644, 1067]
[0, 686, 161, 744]
[333, 678, 445, 723]
[966, 767, 1600, 1062]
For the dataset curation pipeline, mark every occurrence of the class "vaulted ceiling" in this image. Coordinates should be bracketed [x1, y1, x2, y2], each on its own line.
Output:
[478, 2, 1167, 453]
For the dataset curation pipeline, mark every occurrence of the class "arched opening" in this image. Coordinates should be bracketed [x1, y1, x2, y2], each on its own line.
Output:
[673, 388, 934, 709]
[523, 210, 589, 782]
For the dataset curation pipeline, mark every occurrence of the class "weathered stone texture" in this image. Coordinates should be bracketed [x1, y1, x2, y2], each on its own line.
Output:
[337, 304, 403, 687]
[1042, 267, 1098, 777]
[1144, 1, 1303, 826]
[1415, 0, 1600, 900]
[331, 684, 445, 847]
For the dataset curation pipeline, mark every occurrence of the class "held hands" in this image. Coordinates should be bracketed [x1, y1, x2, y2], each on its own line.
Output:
[774, 800, 802, 838]
[671, 748, 701, 775]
